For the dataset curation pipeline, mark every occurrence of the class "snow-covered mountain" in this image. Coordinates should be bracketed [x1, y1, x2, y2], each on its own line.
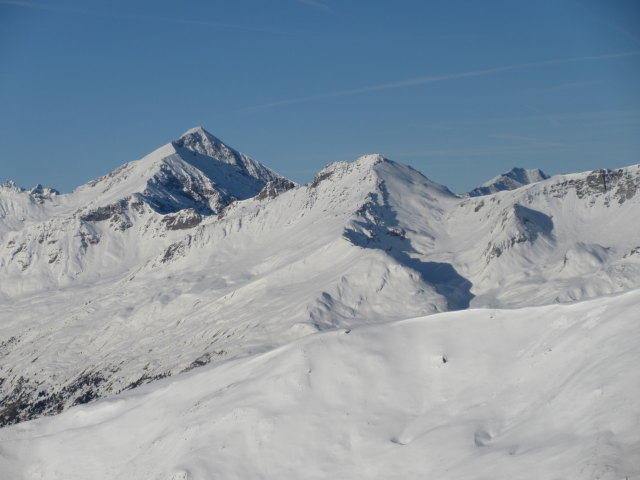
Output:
[1, 128, 639, 430]
[467, 167, 549, 196]
[74, 125, 284, 216]
[2, 289, 639, 479]
[0, 126, 282, 231]
[0, 127, 285, 298]
[450, 165, 640, 306]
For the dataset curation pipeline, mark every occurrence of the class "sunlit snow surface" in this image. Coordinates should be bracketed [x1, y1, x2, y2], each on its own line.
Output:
[1, 129, 640, 478]
[1, 289, 639, 479]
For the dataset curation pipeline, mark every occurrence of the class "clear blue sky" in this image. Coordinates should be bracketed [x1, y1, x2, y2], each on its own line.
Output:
[1, 0, 639, 193]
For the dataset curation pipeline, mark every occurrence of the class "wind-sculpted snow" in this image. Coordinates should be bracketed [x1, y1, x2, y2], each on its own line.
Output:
[1, 129, 639, 428]
[1, 290, 639, 479]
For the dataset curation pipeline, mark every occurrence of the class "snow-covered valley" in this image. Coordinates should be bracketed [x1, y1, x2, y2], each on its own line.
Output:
[0, 127, 639, 478]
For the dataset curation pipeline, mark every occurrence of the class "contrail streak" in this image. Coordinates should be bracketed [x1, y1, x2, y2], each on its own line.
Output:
[241, 51, 640, 111]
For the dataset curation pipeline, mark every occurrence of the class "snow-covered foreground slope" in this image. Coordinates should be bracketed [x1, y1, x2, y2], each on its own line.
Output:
[2, 290, 639, 480]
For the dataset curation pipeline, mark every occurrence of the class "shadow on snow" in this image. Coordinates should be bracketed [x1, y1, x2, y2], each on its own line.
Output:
[343, 181, 474, 311]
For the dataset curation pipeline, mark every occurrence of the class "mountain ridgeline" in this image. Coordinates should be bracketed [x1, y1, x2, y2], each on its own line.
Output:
[1, 127, 639, 426]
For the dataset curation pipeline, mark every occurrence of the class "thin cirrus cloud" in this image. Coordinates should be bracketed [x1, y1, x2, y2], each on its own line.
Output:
[391, 141, 605, 159]
[417, 109, 640, 130]
[0, 0, 292, 35]
[240, 51, 640, 112]
[487, 134, 566, 147]
[295, 0, 331, 11]
[594, 16, 640, 47]
[518, 80, 602, 95]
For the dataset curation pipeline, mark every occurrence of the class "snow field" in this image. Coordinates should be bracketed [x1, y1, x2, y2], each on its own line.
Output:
[2, 289, 639, 479]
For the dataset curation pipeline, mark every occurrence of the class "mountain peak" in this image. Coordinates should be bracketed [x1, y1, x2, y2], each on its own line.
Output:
[354, 153, 388, 165]
[1, 180, 21, 192]
[177, 126, 224, 144]
[180, 125, 211, 137]
[310, 154, 389, 186]
[174, 126, 229, 158]
[468, 167, 550, 196]
[499, 167, 549, 185]
[172, 127, 283, 185]
[67, 127, 285, 217]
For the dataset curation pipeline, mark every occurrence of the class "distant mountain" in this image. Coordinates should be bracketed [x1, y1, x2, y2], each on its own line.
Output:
[0, 127, 287, 297]
[71, 126, 284, 216]
[468, 167, 549, 196]
[1, 129, 639, 427]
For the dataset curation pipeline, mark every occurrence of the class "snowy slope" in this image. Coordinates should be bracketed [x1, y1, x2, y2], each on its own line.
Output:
[1, 128, 639, 428]
[1, 289, 638, 480]
[468, 167, 549, 196]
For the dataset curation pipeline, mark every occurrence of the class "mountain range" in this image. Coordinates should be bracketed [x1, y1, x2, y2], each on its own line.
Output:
[1, 127, 639, 476]
[2, 127, 639, 425]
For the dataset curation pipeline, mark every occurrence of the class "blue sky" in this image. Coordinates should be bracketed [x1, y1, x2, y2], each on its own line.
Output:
[1, 0, 639, 193]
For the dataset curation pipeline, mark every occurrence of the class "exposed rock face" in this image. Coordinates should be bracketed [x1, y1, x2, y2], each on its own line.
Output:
[542, 166, 640, 205]
[257, 178, 296, 200]
[161, 209, 203, 230]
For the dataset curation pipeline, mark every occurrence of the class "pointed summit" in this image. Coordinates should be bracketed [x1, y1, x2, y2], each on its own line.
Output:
[354, 153, 388, 166]
[68, 127, 287, 217]
[173, 127, 282, 184]
[468, 167, 550, 197]
[175, 126, 229, 159]
[499, 167, 549, 185]
[180, 125, 211, 137]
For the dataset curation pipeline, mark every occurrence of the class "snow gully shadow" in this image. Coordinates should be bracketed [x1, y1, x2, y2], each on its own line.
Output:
[343, 181, 474, 311]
